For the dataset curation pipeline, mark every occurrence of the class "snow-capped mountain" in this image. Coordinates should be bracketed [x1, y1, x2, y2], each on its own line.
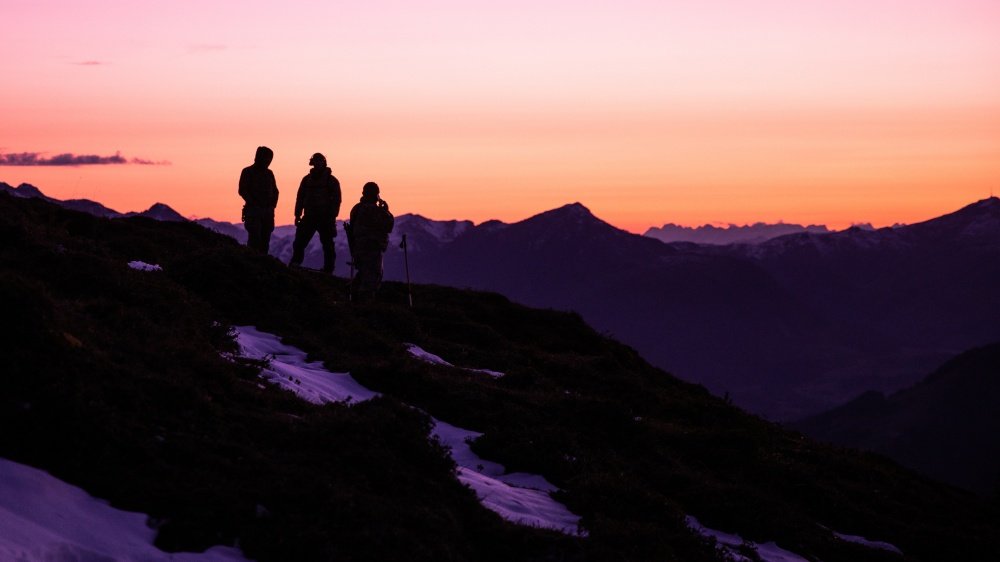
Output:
[392, 214, 474, 248]
[645, 221, 832, 245]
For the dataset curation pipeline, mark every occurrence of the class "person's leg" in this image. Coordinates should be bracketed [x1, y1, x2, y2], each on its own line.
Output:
[351, 251, 375, 301]
[260, 214, 275, 255]
[289, 220, 316, 266]
[372, 251, 384, 291]
[245, 216, 264, 253]
[317, 220, 336, 273]
[353, 248, 385, 300]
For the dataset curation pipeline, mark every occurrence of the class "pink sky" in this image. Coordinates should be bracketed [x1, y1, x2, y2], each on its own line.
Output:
[3, 0, 999, 231]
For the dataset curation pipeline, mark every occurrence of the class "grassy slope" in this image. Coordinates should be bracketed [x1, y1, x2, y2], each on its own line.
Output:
[1, 193, 997, 561]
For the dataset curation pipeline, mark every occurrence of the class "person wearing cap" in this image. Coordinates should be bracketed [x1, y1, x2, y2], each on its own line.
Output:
[289, 153, 342, 273]
[238, 146, 279, 253]
[348, 182, 394, 300]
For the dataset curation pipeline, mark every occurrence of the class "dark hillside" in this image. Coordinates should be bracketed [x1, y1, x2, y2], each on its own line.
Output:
[1, 192, 997, 561]
[795, 343, 1000, 494]
[388, 198, 1000, 420]
[0, 195, 569, 561]
[413, 203, 840, 420]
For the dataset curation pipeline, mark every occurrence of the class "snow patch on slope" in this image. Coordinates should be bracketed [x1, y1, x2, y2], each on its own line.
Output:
[128, 260, 162, 272]
[236, 326, 377, 404]
[833, 530, 903, 554]
[431, 421, 583, 534]
[405, 344, 452, 368]
[234, 327, 581, 535]
[406, 343, 505, 378]
[0, 458, 248, 562]
[686, 516, 809, 562]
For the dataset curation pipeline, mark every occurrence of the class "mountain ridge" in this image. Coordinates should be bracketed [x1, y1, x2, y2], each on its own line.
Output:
[7, 181, 997, 247]
[7, 181, 1000, 420]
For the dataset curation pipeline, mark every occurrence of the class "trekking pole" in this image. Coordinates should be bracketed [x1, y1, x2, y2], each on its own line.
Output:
[348, 260, 355, 302]
[401, 234, 413, 307]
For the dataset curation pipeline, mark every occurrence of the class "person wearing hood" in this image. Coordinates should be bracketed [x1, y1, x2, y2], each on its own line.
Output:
[348, 181, 394, 300]
[289, 153, 342, 273]
[238, 146, 279, 254]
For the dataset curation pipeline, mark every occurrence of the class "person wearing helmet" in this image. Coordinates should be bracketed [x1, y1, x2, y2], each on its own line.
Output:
[347, 181, 394, 300]
[289, 153, 342, 273]
[238, 146, 279, 254]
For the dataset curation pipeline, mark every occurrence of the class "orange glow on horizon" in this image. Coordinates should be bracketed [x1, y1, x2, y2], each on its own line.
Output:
[3, 1, 999, 232]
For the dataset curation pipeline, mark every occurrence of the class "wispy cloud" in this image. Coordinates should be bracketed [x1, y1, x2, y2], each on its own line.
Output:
[73, 60, 105, 66]
[0, 152, 170, 166]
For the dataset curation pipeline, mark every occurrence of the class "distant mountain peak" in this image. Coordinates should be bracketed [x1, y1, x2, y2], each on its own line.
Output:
[16, 183, 46, 198]
[537, 202, 598, 222]
[562, 201, 590, 211]
[132, 203, 187, 222]
[972, 196, 1000, 208]
[900, 196, 1000, 241]
[0, 182, 48, 199]
[524, 203, 623, 236]
[148, 202, 175, 212]
[953, 196, 1000, 215]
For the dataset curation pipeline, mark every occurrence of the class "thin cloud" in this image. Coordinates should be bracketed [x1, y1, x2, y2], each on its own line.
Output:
[0, 152, 170, 166]
[129, 156, 171, 165]
[73, 60, 105, 66]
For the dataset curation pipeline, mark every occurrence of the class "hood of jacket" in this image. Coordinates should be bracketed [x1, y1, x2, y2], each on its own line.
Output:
[309, 166, 333, 179]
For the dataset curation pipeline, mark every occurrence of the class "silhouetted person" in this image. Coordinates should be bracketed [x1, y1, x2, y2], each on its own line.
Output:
[238, 146, 279, 254]
[348, 182, 394, 301]
[289, 153, 342, 273]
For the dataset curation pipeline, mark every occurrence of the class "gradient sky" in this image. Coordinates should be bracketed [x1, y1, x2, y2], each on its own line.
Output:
[3, 0, 999, 231]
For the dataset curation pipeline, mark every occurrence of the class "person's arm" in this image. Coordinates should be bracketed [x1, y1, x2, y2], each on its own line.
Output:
[294, 177, 306, 220]
[332, 177, 342, 218]
[238, 168, 250, 203]
[380, 204, 394, 233]
[268, 171, 279, 209]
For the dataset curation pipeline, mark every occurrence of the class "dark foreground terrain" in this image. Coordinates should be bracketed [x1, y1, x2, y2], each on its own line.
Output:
[1, 192, 997, 561]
